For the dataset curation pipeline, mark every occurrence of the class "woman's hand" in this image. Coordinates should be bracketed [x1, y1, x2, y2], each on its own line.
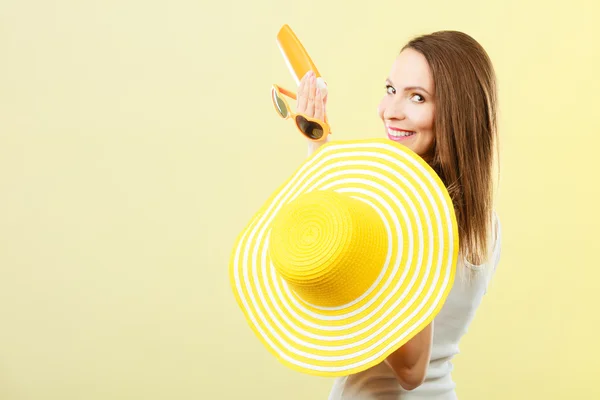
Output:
[297, 70, 330, 155]
[297, 70, 328, 124]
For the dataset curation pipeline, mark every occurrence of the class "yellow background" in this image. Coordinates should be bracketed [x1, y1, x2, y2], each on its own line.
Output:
[1, 0, 598, 399]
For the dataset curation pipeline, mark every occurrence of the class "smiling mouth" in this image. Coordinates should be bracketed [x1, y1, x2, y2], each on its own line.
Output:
[387, 129, 416, 140]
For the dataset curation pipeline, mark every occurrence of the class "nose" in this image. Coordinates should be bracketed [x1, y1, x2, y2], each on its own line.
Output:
[382, 96, 405, 121]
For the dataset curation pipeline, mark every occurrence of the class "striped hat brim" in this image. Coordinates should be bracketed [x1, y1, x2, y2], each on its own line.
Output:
[229, 138, 459, 377]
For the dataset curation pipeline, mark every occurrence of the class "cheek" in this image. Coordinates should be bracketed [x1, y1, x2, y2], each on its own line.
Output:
[414, 107, 435, 132]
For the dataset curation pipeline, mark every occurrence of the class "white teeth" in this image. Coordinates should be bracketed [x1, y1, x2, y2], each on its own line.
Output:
[388, 129, 416, 138]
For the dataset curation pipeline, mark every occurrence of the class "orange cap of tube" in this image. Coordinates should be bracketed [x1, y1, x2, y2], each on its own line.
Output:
[276, 24, 322, 86]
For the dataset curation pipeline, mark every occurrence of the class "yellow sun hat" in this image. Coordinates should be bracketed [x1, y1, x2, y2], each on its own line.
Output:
[229, 138, 459, 377]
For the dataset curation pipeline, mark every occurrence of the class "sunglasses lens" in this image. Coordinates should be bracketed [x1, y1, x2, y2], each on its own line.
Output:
[272, 89, 288, 118]
[295, 115, 324, 140]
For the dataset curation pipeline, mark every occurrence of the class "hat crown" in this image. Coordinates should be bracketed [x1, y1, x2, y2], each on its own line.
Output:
[268, 190, 388, 308]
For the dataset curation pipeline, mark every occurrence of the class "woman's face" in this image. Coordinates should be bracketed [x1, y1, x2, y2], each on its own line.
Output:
[377, 48, 436, 162]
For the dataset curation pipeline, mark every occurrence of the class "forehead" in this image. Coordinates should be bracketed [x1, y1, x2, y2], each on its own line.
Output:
[388, 48, 434, 92]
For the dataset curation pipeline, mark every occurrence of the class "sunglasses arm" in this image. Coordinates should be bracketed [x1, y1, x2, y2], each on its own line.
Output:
[278, 86, 297, 100]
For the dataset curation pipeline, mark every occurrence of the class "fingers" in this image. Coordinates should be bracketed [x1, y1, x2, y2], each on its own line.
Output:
[297, 71, 328, 129]
[316, 77, 328, 105]
[297, 70, 318, 115]
[314, 88, 324, 122]
[296, 71, 310, 113]
[297, 71, 309, 113]
[305, 72, 316, 116]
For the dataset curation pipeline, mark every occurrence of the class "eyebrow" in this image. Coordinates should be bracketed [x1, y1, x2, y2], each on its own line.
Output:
[386, 78, 431, 96]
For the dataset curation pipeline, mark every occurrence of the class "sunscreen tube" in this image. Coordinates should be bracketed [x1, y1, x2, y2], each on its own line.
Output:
[276, 24, 327, 91]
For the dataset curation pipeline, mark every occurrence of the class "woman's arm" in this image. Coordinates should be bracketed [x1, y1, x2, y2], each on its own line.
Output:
[384, 322, 433, 391]
[307, 135, 329, 156]
[297, 68, 431, 391]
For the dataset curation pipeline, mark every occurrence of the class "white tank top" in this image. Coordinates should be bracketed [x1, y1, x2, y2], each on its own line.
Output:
[327, 213, 502, 399]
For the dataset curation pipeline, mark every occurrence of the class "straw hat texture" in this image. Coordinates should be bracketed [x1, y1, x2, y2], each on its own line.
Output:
[229, 138, 459, 377]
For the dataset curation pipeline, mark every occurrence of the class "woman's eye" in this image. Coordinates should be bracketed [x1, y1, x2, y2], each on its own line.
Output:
[386, 85, 396, 95]
[411, 94, 425, 103]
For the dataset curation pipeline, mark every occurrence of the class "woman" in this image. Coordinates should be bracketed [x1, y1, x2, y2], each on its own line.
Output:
[295, 30, 502, 399]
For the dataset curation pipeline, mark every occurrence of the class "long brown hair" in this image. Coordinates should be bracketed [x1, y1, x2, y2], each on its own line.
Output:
[402, 31, 499, 266]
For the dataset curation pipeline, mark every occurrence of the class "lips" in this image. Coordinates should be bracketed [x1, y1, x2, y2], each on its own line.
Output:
[387, 127, 416, 141]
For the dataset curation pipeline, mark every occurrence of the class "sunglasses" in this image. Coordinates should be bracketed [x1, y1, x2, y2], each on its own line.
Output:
[271, 84, 331, 141]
